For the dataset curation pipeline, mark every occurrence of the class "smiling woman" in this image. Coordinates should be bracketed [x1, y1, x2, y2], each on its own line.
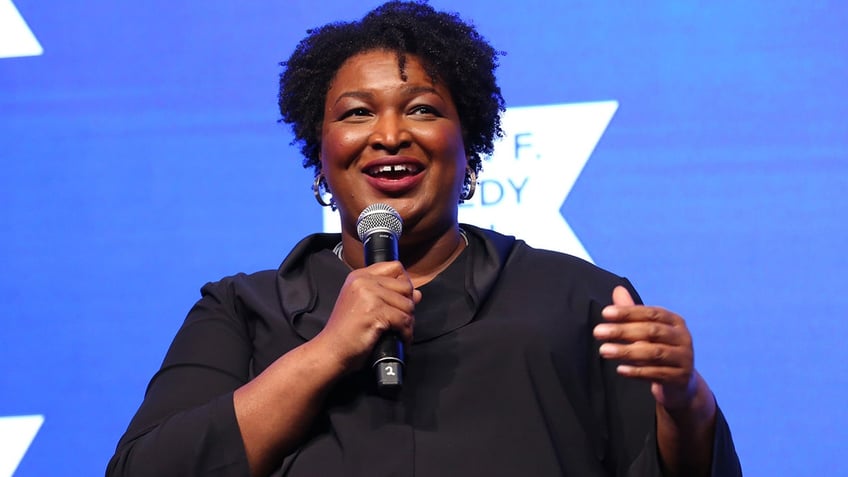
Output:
[106, 2, 741, 476]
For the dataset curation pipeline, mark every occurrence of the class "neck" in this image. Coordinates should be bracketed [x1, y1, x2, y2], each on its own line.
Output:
[339, 226, 467, 287]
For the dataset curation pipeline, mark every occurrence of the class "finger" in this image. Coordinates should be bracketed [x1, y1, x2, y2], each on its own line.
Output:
[377, 288, 418, 315]
[366, 260, 406, 277]
[603, 286, 681, 325]
[602, 304, 681, 325]
[601, 285, 635, 320]
[383, 311, 415, 345]
[397, 316, 415, 345]
[594, 321, 681, 345]
[614, 364, 692, 385]
[334, 282, 413, 333]
[375, 276, 416, 298]
[599, 341, 691, 368]
[376, 261, 419, 301]
[612, 285, 635, 306]
[366, 263, 417, 298]
[347, 268, 415, 299]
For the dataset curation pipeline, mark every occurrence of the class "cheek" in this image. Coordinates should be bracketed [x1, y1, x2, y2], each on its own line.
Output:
[419, 123, 466, 157]
[431, 126, 468, 179]
[320, 127, 367, 168]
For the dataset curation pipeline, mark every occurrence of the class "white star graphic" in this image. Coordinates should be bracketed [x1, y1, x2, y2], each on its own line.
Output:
[459, 101, 618, 262]
[0, 415, 43, 477]
[0, 0, 43, 59]
[322, 100, 618, 263]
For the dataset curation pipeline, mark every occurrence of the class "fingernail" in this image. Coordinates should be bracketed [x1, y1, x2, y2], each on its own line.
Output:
[594, 324, 613, 338]
[617, 365, 634, 374]
[602, 306, 618, 318]
[599, 343, 618, 356]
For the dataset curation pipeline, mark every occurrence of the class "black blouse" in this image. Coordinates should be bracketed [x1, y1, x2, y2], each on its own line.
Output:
[107, 225, 741, 476]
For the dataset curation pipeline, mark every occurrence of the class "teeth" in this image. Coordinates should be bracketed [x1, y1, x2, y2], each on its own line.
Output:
[369, 164, 419, 175]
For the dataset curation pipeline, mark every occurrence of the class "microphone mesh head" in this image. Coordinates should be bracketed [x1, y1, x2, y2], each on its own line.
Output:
[356, 203, 403, 242]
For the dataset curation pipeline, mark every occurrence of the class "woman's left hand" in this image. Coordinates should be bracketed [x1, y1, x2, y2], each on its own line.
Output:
[592, 286, 699, 410]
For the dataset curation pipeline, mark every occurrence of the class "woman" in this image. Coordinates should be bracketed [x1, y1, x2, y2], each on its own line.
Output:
[107, 2, 741, 476]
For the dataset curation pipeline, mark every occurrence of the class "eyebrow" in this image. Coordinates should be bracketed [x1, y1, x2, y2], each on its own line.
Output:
[331, 85, 443, 107]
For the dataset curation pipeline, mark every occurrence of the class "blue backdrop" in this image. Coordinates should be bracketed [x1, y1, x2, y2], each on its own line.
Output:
[1, 1, 846, 475]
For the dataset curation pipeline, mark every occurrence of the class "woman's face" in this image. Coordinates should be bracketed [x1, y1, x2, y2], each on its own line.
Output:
[320, 49, 467, 242]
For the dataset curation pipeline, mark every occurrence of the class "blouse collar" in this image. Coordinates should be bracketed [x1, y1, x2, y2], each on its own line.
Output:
[276, 225, 517, 342]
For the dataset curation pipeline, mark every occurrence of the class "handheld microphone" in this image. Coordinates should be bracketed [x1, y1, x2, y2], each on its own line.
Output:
[356, 203, 405, 393]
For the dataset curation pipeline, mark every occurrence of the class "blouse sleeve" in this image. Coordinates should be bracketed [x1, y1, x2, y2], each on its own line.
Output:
[106, 279, 254, 477]
[599, 279, 742, 477]
[707, 406, 743, 476]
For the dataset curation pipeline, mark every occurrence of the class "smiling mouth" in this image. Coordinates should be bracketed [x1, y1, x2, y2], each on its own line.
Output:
[365, 164, 423, 180]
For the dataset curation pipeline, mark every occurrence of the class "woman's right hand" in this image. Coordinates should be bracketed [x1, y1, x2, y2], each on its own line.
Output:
[230, 261, 419, 476]
[315, 261, 422, 373]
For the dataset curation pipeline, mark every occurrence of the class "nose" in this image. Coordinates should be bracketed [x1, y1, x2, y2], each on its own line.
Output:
[369, 112, 412, 153]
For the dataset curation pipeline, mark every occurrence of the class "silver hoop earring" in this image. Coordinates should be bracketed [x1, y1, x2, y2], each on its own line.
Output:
[460, 166, 477, 202]
[312, 174, 335, 209]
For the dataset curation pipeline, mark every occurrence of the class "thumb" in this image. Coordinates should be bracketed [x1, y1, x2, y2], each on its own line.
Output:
[612, 285, 636, 306]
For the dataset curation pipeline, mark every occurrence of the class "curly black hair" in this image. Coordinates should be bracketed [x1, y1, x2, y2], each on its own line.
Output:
[278, 0, 505, 192]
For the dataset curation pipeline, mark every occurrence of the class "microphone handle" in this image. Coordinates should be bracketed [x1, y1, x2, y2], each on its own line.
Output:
[363, 230, 404, 393]
[373, 333, 404, 389]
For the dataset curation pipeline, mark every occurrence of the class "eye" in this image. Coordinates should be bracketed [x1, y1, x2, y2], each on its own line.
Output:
[409, 104, 441, 117]
[339, 107, 372, 120]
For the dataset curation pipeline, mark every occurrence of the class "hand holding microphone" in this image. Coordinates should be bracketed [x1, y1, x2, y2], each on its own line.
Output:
[316, 203, 416, 394]
[356, 203, 408, 393]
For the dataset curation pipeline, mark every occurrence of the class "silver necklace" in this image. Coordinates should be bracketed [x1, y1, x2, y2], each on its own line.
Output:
[333, 227, 468, 263]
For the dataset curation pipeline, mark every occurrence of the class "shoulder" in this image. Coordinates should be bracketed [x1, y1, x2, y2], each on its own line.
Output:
[463, 224, 636, 303]
[193, 270, 282, 324]
[465, 224, 625, 285]
[516, 242, 620, 283]
[199, 232, 341, 302]
[200, 269, 278, 299]
[195, 231, 345, 317]
[515, 241, 631, 300]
